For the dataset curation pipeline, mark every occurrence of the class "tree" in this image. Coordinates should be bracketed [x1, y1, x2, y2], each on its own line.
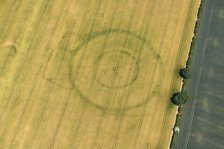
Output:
[171, 91, 190, 106]
[179, 67, 191, 79]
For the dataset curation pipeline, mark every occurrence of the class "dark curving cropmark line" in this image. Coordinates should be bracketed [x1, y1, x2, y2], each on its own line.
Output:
[4, 1, 124, 149]
[110, 0, 173, 148]
[131, 0, 193, 148]
[47, 1, 108, 148]
[29, 2, 95, 149]
[29, 6, 90, 149]
[43, 47, 73, 90]
[71, 2, 151, 148]
[68, 0, 163, 147]
[93, 1, 162, 147]
[0, 1, 185, 149]
[111, 0, 159, 147]
[3, 1, 184, 149]
[24, 0, 103, 147]
[94, 50, 139, 89]
[43, 30, 84, 90]
[90, 3, 139, 147]
[89, 1, 145, 147]
[68, 2, 121, 148]
[69, 29, 158, 112]
[46, 1, 113, 148]
[131, 0, 176, 148]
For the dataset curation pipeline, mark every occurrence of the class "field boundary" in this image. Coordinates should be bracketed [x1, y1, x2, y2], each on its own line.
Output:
[169, 0, 204, 148]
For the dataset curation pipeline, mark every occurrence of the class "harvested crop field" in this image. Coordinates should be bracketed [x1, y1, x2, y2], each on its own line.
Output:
[0, 0, 200, 148]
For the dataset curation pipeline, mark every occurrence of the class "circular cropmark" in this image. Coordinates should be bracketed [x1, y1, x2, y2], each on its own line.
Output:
[69, 29, 162, 112]
[95, 50, 139, 89]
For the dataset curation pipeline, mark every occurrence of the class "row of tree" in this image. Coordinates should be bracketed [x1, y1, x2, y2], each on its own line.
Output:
[171, 67, 191, 106]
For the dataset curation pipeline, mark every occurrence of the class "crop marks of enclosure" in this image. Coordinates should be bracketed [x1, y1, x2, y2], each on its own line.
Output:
[0, 0, 200, 148]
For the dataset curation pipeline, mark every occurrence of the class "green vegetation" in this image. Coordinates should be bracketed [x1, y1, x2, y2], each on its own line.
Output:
[171, 91, 190, 106]
[0, 0, 202, 148]
[179, 67, 191, 79]
[169, 106, 183, 149]
[170, 1, 204, 148]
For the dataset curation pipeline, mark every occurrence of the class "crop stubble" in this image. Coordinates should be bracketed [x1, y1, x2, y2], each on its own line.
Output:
[0, 0, 200, 148]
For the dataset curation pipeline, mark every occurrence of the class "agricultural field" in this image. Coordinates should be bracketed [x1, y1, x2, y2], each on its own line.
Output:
[0, 0, 200, 148]
[176, 0, 224, 148]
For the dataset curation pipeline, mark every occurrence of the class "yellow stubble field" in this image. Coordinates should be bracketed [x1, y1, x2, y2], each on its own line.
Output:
[0, 0, 200, 148]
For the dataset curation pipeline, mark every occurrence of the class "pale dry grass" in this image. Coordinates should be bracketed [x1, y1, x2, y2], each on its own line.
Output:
[0, 0, 200, 148]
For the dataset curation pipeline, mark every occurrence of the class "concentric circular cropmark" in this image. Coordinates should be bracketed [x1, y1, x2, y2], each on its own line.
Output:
[69, 29, 161, 111]
[96, 50, 139, 89]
